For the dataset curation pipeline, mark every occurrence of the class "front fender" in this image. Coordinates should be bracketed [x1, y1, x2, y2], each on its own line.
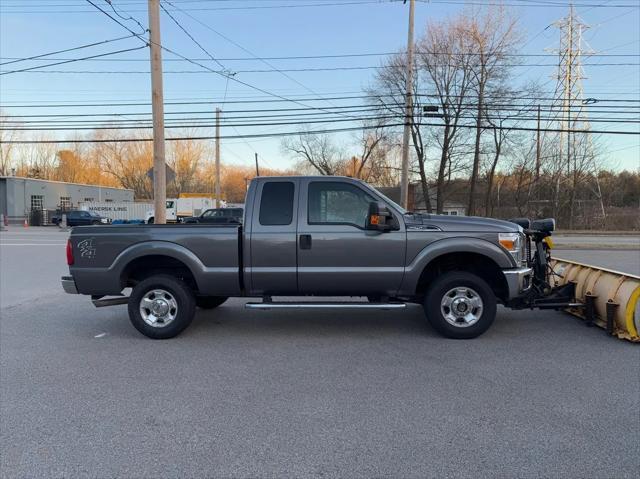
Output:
[399, 237, 515, 295]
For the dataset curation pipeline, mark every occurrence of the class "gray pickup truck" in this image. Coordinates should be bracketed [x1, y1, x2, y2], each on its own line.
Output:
[62, 176, 539, 340]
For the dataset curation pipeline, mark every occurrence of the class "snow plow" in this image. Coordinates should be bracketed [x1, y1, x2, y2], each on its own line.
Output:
[509, 218, 639, 342]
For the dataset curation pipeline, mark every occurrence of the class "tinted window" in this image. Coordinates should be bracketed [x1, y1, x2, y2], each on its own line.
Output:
[259, 182, 294, 226]
[203, 209, 223, 218]
[308, 182, 375, 229]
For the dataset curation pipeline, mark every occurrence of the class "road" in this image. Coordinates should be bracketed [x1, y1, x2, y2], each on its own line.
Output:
[1, 227, 639, 478]
[553, 233, 640, 251]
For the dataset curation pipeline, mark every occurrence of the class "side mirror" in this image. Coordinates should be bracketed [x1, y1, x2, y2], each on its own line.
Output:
[365, 202, 397, 231]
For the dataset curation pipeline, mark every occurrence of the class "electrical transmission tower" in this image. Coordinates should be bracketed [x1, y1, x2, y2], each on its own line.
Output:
[546, 5, 601, 226]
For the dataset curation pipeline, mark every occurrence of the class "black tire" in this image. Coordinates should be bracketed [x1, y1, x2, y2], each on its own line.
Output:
[147, 217, 154, 224]
[127, 274, 196, 339]
[423, 271, 497, 339]
[196, 296, 228, 309]
[91, 220, 101, 225]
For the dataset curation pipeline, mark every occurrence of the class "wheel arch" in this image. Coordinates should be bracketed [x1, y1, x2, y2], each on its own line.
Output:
[403, 238, 513, 302]
[115, 242, 205, 292]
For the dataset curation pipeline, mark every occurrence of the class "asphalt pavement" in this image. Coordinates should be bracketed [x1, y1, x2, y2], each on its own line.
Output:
[553, 233, 640, 251]
[1, 227, 639, 478]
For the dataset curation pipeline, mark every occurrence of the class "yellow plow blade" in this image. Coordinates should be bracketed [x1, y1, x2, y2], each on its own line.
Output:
[550, 258, 640, 342]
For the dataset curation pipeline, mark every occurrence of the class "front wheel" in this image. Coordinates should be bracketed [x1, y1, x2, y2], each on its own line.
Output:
[423, 271, 497, 339]
[128, 274, 196, 339]
[147, 217, 154, 224]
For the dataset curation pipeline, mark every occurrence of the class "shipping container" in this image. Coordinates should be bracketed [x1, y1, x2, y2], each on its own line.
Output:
[79, 201, 152, 221]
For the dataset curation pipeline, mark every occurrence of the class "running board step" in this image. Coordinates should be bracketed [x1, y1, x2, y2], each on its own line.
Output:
[245, 301, 406, 310]
[92, 297, 129, 308]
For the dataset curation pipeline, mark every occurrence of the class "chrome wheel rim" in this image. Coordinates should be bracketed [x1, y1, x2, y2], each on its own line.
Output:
[139, 289, 178, 328]
[440, 287, 483, 328]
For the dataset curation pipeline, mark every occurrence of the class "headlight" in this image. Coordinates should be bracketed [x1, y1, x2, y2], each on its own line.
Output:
[499, 232, 526, 265]
[101, 218, 109, 223]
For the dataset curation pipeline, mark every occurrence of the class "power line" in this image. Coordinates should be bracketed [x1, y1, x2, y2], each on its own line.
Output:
[5, 60, 638, 75]
[158, 1, 227, 71]
[3, 107, 638, 129]
[2, 101, 637, 121]
[83, 0, 147, 36]
[3, 93, 639, 109]
[0, 0, 401, 14]
[160, 0, 364, 122]
[82, 0, 378, 120]
[0, 123, 406, 144]
[2, 121, 638, 145]
[4, 0, 640, 13]
[0, 34, 139, 67]
[0, 46, 148, 75]
[2, 51, 637, 62]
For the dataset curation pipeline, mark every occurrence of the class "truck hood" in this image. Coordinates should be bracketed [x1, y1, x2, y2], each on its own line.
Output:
[404, 213, 520, 233]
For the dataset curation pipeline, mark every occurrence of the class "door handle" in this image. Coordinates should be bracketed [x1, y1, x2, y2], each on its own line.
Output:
[299, 234, 312, 250]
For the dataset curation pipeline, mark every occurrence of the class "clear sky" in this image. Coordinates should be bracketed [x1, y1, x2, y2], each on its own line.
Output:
[1, 0, 639, 172]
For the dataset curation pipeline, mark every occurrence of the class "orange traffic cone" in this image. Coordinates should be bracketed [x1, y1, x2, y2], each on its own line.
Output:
[23, 218, 28, 228]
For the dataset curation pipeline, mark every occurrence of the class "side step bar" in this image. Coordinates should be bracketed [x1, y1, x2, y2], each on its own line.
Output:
[245, 301, 406, 310]
[92, 296, 128, 308]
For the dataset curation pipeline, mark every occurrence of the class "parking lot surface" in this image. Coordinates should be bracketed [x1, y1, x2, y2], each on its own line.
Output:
[1, 227, 639, 478]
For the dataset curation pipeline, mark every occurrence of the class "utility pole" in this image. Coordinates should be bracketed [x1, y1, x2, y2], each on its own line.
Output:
[400, 0, 415, 209]
[254, 152, 260, 176]
[215, 108, 221, 208]
[535, 104, 541, 181]
[148, 0, 166, 224]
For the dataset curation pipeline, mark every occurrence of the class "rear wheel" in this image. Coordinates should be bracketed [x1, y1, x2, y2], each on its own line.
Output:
[423, 271, 496, 339]
[196, 296, 228, 309]
[128, 274, 196, 339]
[147, 217, 154, 224]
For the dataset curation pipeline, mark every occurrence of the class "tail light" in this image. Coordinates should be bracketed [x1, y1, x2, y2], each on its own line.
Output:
[66, 239, 74, 265]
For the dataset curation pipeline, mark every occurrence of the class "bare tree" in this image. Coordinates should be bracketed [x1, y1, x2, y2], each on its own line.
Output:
[346, 120, 389, 179]
[371, 53, 433, 212]
[418, 15, 474, 213]
[169, 135, 209, 195]
[463, 6, 521, 216]
[282, 132, 341, 175]
[95, 130, 153, 199]
[0, 111, 21, 176]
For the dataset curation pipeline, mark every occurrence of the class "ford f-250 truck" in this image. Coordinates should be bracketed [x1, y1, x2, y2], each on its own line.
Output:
[62, 176, 542, 340]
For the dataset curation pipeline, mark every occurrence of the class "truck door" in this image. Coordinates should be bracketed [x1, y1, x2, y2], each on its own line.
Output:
[297, 178, 406, 296]
[249, 179, 299, 295]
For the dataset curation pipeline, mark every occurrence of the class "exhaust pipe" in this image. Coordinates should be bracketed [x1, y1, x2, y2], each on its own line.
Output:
[550, 258, 640, 342]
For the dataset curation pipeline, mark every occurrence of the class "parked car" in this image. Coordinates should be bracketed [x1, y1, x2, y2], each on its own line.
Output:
[52, 210, 111, 226]
[61, 176, 550, 340]
[183, 208, 243, 224]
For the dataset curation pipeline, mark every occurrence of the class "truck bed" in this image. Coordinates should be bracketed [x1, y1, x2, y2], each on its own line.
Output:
[69, 224, 242, 296]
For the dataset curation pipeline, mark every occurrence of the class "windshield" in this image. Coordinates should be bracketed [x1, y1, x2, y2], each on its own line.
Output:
[88, 211, 100, 217]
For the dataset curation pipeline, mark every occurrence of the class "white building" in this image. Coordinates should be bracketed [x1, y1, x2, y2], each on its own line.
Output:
[0, 176, 133, 225]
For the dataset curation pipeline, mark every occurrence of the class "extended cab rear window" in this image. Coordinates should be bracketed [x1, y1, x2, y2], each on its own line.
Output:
[259, 182, 294, 226]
